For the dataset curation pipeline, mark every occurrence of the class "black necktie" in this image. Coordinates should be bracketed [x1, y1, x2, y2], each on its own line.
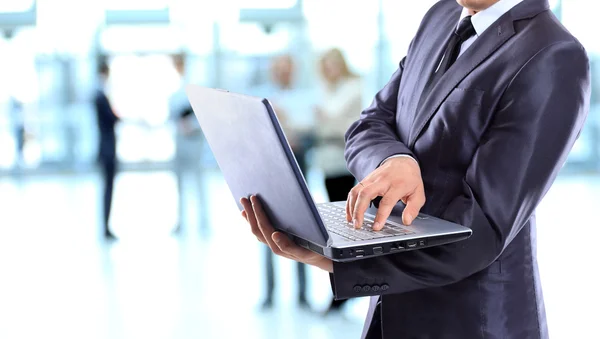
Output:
[424, 16, 477, 93]
[439, 15, 477, 73]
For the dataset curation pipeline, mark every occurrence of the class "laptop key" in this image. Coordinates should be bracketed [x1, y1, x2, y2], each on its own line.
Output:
[320, 205, 415, 240]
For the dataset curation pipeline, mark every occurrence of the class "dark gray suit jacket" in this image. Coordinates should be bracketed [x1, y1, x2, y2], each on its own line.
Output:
[333, 0, 590, 338]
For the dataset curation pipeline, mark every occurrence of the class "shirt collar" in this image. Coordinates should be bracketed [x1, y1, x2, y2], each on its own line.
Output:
[458, 0, 524, 36]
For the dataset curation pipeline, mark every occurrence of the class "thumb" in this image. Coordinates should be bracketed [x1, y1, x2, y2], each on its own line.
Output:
[402, 188, 426, 225]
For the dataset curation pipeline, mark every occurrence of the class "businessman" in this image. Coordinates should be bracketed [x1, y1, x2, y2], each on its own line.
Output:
[94, 60, 120, 241]
[241, 0, 590, 338]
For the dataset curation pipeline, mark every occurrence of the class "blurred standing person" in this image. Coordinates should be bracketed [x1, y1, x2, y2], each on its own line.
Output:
[94, 60, 119, 241]
[267, 55, 315, 178]
[8, 96, 25, 168]
[257, 54, 314, 310]
[314, 48, 363, 314]
[169, 53, 205, 234]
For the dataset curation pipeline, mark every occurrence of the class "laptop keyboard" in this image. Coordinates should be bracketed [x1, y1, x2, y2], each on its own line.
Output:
[317, 204, 414, 241]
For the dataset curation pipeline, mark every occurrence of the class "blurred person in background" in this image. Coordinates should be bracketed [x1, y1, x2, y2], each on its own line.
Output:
[257, 54, 314, 310]
[314, 48, 363, 315]
[169, 53, 205, 234]
[8, 96, 25, 168]
[94, 59, 119, 241]
[4, 29, 33, 170]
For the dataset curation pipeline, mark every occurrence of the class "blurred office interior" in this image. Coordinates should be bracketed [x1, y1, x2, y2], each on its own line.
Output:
[0, 0, 598, 338]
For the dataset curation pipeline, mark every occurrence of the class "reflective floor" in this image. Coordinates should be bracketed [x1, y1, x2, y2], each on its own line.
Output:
[0, 169, 598, 339]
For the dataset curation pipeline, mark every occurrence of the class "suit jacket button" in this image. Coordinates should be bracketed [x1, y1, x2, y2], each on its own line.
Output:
[372, 285, 380, 292]
[381, 284, 389, 291]
[353, 285, 362, 293]
[362, 285, 371, 293]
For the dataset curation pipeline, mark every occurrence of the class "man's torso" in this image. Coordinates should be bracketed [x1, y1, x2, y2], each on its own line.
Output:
[371, 0, 579, 337]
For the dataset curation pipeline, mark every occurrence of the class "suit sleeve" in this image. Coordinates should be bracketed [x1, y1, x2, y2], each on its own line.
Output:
[332, 41, 590, 299]
[344, 57, 416, 180]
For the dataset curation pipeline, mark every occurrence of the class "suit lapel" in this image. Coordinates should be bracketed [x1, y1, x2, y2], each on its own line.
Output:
[408, 14, 517, 148]
[404, 8, 460, 135]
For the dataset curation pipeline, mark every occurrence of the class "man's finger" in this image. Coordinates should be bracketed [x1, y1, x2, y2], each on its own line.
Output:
[352, 183, 384, 229]
[372, 189, 404, 231]
[241, 197, 266, 242]
[345, 190, 351, 222]
[250, 195, 279, 250]
[347, 170, 379, 221]
[272, 232, 315, 260]
[402, 186, 426, 225]
[346, 185, 359, 222]
[241, 209, 267, 243]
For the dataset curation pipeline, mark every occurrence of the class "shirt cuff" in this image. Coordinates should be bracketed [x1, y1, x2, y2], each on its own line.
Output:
[381, 154, 419, 166]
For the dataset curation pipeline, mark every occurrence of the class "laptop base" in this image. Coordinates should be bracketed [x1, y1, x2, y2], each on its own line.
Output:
[292, 232, 471, 262]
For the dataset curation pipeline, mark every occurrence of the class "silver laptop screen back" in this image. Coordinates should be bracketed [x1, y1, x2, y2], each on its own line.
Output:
[185, 86, 329, 246]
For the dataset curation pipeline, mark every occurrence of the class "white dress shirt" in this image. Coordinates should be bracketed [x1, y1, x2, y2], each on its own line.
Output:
[315, 77, 364, 176]
[458, 0, 524, 56]
[384, 0, 524, 167]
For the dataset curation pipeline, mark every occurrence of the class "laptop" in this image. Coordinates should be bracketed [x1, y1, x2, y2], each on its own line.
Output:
[185, 85, 472, 262]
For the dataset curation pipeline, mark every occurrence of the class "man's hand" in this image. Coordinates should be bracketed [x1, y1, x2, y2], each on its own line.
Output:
[240, 196, 333, 273]
[346, 157, 425, 230]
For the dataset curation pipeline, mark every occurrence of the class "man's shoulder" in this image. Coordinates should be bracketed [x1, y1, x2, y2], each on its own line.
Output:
[520, 10, 586, 58]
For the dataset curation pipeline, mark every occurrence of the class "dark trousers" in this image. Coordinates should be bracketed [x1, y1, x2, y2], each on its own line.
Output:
[365, 301, 383, 339]
[263, 146, 310, 303]
[324, 173, 356, 310]
[264, 245, 307, 302]
[100, 159, 117, 233]
[324, 174, 356, 202]
[15, 125, 25, 160]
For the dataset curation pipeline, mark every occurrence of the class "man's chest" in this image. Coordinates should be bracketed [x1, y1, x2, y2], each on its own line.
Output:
[394, 30, 536, 172]
[391, 29, 543, 215]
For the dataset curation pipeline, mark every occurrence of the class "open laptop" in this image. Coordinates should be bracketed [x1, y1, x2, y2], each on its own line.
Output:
[185, 85, 472, 262]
